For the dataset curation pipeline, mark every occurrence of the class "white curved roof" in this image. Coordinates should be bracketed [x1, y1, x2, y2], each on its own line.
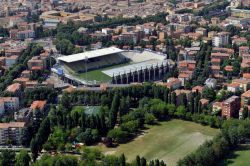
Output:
[58, 47, 123, 63]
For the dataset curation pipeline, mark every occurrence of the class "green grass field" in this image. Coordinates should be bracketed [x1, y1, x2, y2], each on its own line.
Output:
[218, 144, 250, 166]
[72, 106, 100, 115]
[92, 119, 219, 166]
[74, 62, 131, 83]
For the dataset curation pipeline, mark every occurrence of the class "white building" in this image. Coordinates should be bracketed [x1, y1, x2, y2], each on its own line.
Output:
[212, 32, 230, 47]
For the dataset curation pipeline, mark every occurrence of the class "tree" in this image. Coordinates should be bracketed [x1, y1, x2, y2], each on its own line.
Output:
[109, 94, 120, 128]
[171, 92, 176, 105]
[15, 150, 31, 166]
[30, 138, 39, 161]
[56, 39, 75, 55]
[202, 87, 216, 101]
[54, 156, 78, 166]
[136, 155, 141, 166]
[175, 105, 186, 118]
[107, 128, 128, 143]
[0, 150, 15, 166]
[141, 157, 147, 166]
[77, 128, 100, 145]
[242, 107, 249, 119]
[120, 154, 126, 166]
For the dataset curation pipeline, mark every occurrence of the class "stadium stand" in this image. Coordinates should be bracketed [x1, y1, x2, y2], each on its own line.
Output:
[55, 47, 173, 85]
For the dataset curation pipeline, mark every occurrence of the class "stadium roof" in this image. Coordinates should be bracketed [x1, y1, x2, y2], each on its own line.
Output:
[58, 47, 123, 63]
[102, 59, 170, 77]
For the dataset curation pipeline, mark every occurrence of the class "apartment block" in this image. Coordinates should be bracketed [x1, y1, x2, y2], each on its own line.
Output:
[222, 96, 240, 119]
[0, 97, 19, 112]
[0, 122, 25, 145]
[212, 32, 230, 47]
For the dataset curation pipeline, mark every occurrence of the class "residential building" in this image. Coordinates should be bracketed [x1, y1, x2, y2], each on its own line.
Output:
[222, 96, 240, 119]
[0, 97, 19, 111]
[16, 30, 35, 40]
[174, 89, 192, 105]
[192, 86, 204, 93]
[30, 100, 47, 112]
[232, 79, 250, 92]
[5, 55, 18, 68]
[212, 102, 222, 113]
[27, 56, 46, 70]
[158, 78, 182, 90]
[5, 83, 22, 95]
[195, 28, 207, 36]
[0, 122, 26, 145]
[227, 83, 241, 93]
[232, 37, 248, 46]
[212, 32, 230, 47]
[231, 9, 250, 18]
[241, 90, 250, 107]
[239, 46, 249, 57]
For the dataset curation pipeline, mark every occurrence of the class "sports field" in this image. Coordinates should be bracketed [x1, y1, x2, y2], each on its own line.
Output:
[218, 144, 250, 166]
[92, 119, 219, 165]
[74, 62, 131, 83]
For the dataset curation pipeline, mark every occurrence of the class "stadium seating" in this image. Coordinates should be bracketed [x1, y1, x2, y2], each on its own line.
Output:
[122, 50, 165, 62]
[61, 53, 127, 73]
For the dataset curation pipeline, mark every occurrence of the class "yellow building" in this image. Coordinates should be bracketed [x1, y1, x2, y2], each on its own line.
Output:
[231, 9, 250, 18]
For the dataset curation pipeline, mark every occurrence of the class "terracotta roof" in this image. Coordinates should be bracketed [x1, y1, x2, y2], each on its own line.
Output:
[239, 46, 249, 50]
[200, 98, 209, 105]
[211, 58, 221, 63]
[175, 89, 191, 96]
[192, 86, 204, 92]
[242, 90, 250, 98]
[6, 83, 21, 93]
[30, 100, 47, 110]
[14, 77, 29, 82]
[0, 122, 25, 129]
[0, 97, 19, 103]
[243, 73, 250, 79]
[224, 65, 233, 72]
[232, 79, 250, 84]
[31, 66, 42, 70]
[227, 83, 240, 88]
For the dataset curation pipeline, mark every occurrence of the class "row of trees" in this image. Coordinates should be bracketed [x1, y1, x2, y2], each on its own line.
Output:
[0, 150, 30, 166]
[34, 148, 167, 166]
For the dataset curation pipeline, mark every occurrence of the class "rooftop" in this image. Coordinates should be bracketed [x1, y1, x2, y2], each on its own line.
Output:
[0, 122, 25, 129]
[58, 47, 123, 63]
[30, 100, 47, 110]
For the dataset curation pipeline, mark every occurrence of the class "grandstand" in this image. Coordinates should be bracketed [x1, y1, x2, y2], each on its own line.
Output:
[54, 47, 174, 86]
[58, 47, 127, 73]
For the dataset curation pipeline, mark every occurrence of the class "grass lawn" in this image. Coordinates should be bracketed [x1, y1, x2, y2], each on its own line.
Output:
[73, 62, 131, 83]
[73, 106, 101, 115]
[218, 144, 250, 166]
[91, 119, 219, 166]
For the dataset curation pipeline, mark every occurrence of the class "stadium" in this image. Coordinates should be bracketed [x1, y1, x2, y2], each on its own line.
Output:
[52, 47, 174, 86]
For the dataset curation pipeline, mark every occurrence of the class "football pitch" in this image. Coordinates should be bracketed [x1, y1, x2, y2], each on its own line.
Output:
[73, 62, 131, 83]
